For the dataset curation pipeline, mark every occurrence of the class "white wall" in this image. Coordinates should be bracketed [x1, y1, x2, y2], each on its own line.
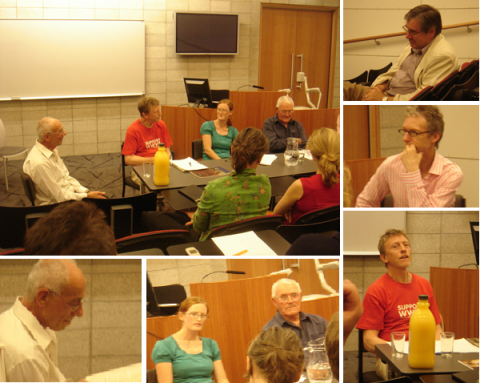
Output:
[343, 0, 479, 80]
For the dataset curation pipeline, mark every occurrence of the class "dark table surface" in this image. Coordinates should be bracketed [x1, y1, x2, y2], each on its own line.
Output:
[134, 153, 316, 192]
[376, 344, 478, 377]
[166, 230, 291, 255]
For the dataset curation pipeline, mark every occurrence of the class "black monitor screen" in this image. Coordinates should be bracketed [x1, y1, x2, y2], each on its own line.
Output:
[175, 13, 239, 55]
[184, 78, 213, 108]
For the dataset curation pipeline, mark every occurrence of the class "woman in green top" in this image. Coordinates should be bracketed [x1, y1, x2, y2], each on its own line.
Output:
[152, 296, 230, 383]
[192, 127, 272, 241]
[201, 99, 238, 160]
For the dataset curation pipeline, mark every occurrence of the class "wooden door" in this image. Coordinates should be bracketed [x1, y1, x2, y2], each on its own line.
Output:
[259, 5, 335, 109]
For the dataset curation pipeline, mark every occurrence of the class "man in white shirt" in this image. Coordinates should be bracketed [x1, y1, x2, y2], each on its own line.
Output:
[23, 117, 106, 205]
[0, 259, 86, 382]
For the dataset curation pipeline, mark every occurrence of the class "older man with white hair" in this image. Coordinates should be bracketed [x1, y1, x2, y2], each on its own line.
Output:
[0, 259, 86, 382]
[262, 278, 328, 362]
[262, 95, 308, 153]
[23, 117, 106, 205]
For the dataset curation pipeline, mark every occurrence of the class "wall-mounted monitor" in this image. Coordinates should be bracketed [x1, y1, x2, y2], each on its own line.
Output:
[175, 12, 239, 55]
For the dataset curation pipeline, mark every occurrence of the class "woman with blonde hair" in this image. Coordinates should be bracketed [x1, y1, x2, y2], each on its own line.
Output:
[192, 127, 271, 240]
[152, 296, 229, 383]
[273, 128, 340, 224]
[246, 326, 304, 383]
[201, 99, 238, 160]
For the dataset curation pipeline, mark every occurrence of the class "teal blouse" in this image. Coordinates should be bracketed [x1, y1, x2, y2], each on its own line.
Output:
[193, 168, 272, 241]
[200, 121, 238, 160]
[151, 336, 221, 383]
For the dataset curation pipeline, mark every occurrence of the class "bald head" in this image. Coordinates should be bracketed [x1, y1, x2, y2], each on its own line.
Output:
[37, 117, 59, 142]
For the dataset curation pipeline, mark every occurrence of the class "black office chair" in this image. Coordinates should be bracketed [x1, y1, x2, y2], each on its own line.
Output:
[346, 70, 368, 85]
[358, 329, 384, 383]
[410, 85, 433, 101]
[20, 171, 36, 206]
[366, 62, 393, 86]
[192, 139, 203, 160]
[153, 284, 187, 316]
[211, 89, 230, 103]
[207, 215, 284, 240]
[121, 142, 140, 197]
[116, 230, 191, 254]
[146, 369, 157, 383]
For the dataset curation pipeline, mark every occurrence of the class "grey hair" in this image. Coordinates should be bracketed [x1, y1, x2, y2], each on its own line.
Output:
[405, 105, 444, 149]
[271, 278, 302, 299]
[276, 95, 294, 109]
[24, 259, 77, 301]
[37, 117, 56, 142]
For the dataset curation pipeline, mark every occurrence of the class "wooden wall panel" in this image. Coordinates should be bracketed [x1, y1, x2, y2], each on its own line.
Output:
[345, 157, 386, 205]
[343, 105, 370, 161]
[146, 274, 339, 381]
[162, 91, 339, 159]
[430, 267, 479, 339]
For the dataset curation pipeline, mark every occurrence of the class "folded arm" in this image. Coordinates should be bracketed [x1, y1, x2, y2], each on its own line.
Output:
[363, 329, 387, 354]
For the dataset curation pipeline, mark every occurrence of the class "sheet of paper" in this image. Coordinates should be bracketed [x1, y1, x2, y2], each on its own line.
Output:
[387, 339, 480, 354]
[302, 149, 313, 160]
[172, 157, 207, 171]
[260, 154, 277, 166]
[212, 231, 277, 256]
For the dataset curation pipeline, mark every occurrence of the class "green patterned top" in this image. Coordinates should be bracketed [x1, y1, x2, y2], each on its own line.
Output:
[193, 168, 271, 241]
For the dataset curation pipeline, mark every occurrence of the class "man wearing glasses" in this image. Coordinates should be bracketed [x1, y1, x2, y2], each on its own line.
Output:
[0, 259, 86, 382]
[344, 4, 460, 101]
[23, 117, 106, 205]
[356, 106, 463, 207]
[262, 95, 308, 153]
[262, 278, 328, 362]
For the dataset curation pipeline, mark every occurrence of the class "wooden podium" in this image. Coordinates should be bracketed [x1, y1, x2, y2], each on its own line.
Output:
[430, 267, 479, 338]
[146, 273, 339, 381]
[163, 91, 340, 159]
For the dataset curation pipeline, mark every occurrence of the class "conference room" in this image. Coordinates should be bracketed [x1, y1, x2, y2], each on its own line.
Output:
[344, 104, 479, 208]
[343, 1, 479, 101]
[0, 2, 340, 255]
[147, 258, 339, 383]
[343, 210, 479, 383]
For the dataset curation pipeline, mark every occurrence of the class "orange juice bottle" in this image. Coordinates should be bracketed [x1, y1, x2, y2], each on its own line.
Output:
[154, 143, 170, 186]
[408, 295, 436, 369]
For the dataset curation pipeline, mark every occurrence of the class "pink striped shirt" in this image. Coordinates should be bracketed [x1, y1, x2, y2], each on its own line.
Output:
[356, 152, 463, 207]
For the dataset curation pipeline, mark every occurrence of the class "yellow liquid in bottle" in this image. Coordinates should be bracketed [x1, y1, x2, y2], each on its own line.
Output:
[154, 145, 170, 186]
[408, 299, 436, 369]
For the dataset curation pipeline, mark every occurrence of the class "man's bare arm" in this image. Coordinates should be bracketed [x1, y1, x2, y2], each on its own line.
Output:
[125, 154, 154, 166]
[363, 329, 387, 354]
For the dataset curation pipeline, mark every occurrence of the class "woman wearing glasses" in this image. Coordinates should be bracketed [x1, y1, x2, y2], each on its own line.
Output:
[152, 296, 230, 383]
[201, 99, 238, 160]
[273, 128, 340, 225]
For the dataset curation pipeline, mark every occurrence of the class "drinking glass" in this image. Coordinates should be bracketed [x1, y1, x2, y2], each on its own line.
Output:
[391, 332, 405, 357]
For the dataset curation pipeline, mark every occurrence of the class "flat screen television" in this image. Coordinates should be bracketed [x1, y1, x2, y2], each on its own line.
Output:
[184, 78, 214, 108]
[175, 12, 239, 55]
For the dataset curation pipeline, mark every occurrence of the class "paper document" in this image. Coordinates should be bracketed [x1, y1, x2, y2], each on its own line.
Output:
[212, 231, 277, 256]
[302, 149, 313, 160]
[85, 362, 142, 382]
[387, 339, 480, 354]
[172, 157, 207, 172]
[260, 154, 277, 166]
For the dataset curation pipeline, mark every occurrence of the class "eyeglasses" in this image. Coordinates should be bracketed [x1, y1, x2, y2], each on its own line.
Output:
[48, 289, 82, 312]
[279, 110, 293, 115]
[217, 108, 230, 114]
[398, 129, 430, 137]
[402, 25, 424, 36]
[277, 293, 301, 303]
[187, 312, 208, 320]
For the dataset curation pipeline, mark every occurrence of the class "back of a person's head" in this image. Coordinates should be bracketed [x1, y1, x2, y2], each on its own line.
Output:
[247, 326, 304, 383]
[231, 127, 269, 173]
[307, 128, 340, 187]
[24, 201, 117, 255]
[343, 163, 353, 207]
[325, 312, 339, 380]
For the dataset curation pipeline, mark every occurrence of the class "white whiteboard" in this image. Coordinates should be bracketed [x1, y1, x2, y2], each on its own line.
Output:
[0, 19, 145, 100]
[343, 211, 406, 256]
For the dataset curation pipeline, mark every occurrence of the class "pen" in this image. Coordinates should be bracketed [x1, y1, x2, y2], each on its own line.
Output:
[189, 161, 192, 168]
[233, 250, 248, 256]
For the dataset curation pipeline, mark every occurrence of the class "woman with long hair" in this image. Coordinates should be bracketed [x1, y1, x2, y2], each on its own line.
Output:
[273, 128, 340, 225]
[192, 127, 271, 240]
[152, 297, 230, 383]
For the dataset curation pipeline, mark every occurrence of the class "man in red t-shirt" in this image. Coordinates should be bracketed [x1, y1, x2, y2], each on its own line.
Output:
[356, 229, 442, 379]
[122, 97, 173, 185]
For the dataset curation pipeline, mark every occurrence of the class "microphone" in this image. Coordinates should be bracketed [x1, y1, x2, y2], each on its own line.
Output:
[201, 270, 246, 282]
[236, 85, 265, 91]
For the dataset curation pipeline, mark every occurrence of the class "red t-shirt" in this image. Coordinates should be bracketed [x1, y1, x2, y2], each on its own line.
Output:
[286, 173, 340, 225]
[356, 273, 442, 341]
[122, 119, 173, 158]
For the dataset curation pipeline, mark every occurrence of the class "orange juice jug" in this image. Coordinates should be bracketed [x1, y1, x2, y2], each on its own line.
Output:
[154, 143, 170, 186]
[408, 294, 436, 369]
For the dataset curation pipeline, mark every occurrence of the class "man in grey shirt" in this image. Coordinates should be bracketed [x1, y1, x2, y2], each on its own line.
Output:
[262, 278, 328, 363]
[344, 4, 460, 101]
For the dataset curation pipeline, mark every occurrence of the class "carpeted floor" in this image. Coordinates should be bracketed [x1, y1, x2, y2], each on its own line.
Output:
[343, 350, 380, 383]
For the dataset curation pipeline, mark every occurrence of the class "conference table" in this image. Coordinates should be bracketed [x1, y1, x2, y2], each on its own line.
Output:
[133, 153, 317, 209]
[375, 344, 478, 380]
